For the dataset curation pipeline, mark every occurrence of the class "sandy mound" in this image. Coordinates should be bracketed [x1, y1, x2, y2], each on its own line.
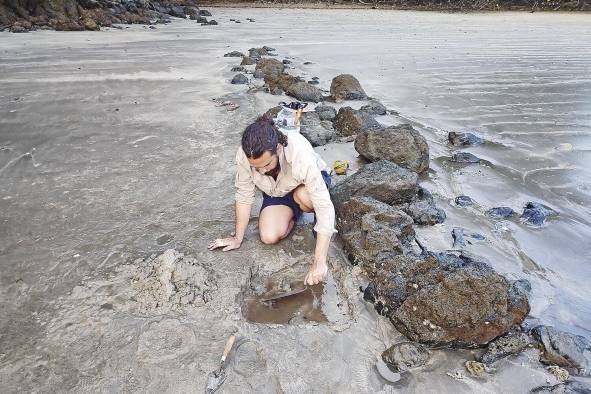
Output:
[130, 249, 217, 313]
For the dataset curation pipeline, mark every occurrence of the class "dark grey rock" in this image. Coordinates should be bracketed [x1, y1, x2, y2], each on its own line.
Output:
[487, 207, 515, 218]
[530, 381, 591, 394]
[398, 187, 446, 225]
[253, 70, 265, 79]
[450, 152, 482, 163]
[286, 82, 323, 103]
[455, 195, 474, 207]
[363, 283, 377, 303]
[248, 47, 269, 59]
[207, 20, 218, 25]
[382, 342, 430, 372]
[330, 74, 367, 101]
[330, 160, 419, 208]
[231, 66, 245, 72]
[479, 330, 534, 364]
[333, 106, 380, 137]
[521, 202, 558, 226]
[168, 5, 186, 18]
[299, 112, 335, 147]
[448, 131, 484, 146]
[373, 252, 530, 347]
[360, 100, 388, 116]
[355, 123, 430, 173]
[10, 25, 29, 33]
[224, 51, 244, 57]
[196, 16, 207, 23]
[184, 6, 199, 20]
[304, 61, 313, 65]
[231, 73, 248, 84]
[452, 227, 485, 248]
[199, 9, 212, 16]
[282, 59, 291, 64]
[308, 80, 319, 85]
[531, 326, 591, 372]
[315, 105, 337, 121]
[262, 46, 276, 52]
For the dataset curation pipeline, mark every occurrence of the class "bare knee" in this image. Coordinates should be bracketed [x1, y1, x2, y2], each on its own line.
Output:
[259, 230, 281, 245]
[293, 185, 313, 212]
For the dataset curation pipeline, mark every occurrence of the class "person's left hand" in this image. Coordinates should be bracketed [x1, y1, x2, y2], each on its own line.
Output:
[304, 258, 328, 285]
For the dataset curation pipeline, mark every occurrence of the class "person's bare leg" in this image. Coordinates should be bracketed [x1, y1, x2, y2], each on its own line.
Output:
[258, 205, 295, 244]
[292, 184, 313, 212]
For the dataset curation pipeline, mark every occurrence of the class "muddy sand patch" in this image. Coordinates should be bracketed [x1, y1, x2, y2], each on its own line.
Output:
[129, 249, 218, 313]
[241, 253, 353, 327]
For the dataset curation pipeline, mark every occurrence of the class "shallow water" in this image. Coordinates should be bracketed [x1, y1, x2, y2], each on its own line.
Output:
[1, 8, 590, 393]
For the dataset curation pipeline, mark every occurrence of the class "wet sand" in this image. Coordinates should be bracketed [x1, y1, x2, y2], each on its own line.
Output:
[1, 8, 591, 393]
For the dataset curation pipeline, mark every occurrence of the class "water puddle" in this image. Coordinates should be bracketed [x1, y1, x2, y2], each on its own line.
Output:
[242, 257, 348, 325]
[245, 282, 327, 324]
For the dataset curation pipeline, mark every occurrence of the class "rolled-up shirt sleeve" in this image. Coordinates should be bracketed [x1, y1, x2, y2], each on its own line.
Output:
[291, 147, 336, 236]
[234, 148, 256, 204]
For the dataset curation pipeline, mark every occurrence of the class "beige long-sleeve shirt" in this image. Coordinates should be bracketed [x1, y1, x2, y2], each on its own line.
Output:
[234, 132, 336, 236]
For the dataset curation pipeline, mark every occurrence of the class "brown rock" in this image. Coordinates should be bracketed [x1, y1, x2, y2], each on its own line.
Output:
[355, 124, 430, 173]
[330, 74, 367, 102]
[333, 106, 380, 137]
[83, 18, 99, 30]
[255, 58, 285, 79]
[371, 252, 530, 347]
[335, 196, 415, 265]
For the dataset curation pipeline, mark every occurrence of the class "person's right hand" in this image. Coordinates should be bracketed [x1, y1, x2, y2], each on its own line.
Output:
[208, 236, 242, 251]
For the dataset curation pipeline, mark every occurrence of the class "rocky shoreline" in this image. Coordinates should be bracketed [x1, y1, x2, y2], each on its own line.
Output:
[223, 44, 591, 391]
[0, 0, 217, 32]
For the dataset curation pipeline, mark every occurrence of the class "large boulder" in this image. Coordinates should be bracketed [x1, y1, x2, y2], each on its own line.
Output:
[299, 112, 334, 146]
[333, 107, 381, 137]
[265, 73, 300, 93]
[531, 326, 591, 373]
[330, 160, 419, 208]
[286, 81, 323, 103]
[330, 74, 367, 101]
[355, 124, 430, 173]
[255, 58, 285, 79]
[369, 252, 530, 347]
[334, 196, 415, 265]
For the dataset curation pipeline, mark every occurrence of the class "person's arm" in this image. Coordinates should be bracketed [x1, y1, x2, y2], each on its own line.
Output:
[305, 232, 331, 285]
[291, 143, 336, 285]
[209, 148, 255, 251]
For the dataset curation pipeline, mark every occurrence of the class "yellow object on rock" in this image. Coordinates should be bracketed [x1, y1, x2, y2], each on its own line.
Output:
[333, 160, 350, 175]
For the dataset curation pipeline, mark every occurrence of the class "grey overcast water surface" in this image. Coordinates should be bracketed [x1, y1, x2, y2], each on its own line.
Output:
[1, 8, 590, 393]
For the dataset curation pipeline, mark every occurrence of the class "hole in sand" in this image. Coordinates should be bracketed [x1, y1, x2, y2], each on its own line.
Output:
[242, 257, 348, 325]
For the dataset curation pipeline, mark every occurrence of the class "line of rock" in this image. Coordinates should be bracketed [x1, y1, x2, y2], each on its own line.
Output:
[225, 47, 590, 390]
[0, 0, 216, 32]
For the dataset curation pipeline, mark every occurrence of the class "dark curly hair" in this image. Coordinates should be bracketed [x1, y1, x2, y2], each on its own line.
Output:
[241, 116, 288, 159]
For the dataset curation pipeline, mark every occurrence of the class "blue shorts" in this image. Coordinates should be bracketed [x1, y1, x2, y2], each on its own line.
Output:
[260, 170, 331, 222]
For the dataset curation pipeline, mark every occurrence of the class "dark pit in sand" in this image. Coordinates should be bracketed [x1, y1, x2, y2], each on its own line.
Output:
[245, 281, 328, 324]
[242, 256, 347, 325]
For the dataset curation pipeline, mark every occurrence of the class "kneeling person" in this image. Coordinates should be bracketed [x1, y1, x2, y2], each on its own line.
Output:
[208, 117, 336, 285]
